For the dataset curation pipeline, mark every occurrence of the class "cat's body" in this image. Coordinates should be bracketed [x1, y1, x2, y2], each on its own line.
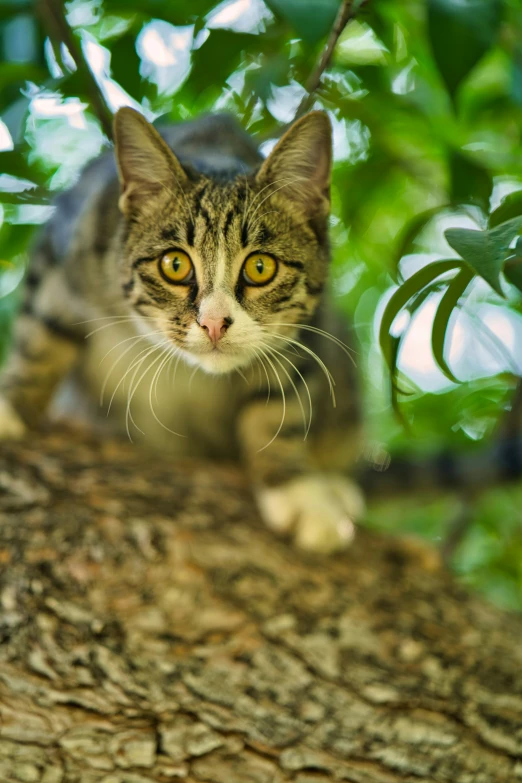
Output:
[0, 109, 364, 552]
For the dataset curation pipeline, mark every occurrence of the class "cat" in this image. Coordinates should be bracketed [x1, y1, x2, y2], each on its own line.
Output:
[0, 108, 364, 553]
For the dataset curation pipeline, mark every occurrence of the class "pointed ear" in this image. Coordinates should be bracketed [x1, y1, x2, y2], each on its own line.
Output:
[256, 111, 332, 216]
[113, 107, 189, 215]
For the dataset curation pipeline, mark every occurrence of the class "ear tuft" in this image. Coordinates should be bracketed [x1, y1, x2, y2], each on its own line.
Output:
[256, 111, 332, 216]
[113, 107, 188, 215]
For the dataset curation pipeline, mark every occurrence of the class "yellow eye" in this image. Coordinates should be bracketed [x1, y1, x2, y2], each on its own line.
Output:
[159, 250, 194, 284]
[242, 253, 277, 286]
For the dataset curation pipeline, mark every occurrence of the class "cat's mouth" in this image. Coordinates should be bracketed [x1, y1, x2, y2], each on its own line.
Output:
[178, 341, 250, 375]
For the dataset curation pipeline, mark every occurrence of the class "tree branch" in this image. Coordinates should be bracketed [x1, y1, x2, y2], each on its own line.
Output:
[262, 0, 368, 140]
[37, 0, 114, 139]
[295, 0, 365, 119]
[0, 427, 521, 780]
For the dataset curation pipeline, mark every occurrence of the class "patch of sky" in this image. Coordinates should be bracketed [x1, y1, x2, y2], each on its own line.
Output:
[329, 114, 370, 164]
[266, 82, 306, 123]
[0, 120, 14, 152]
[24, 87, 105, 189]
[391, 59, 416, 95]
[375, 275, 522, 393]
[489, 177, 522, 213]
[65, 0, 102, 28]
[2, 204, 55, 225]
[82, 33, 144, 115]
[206, 0, 274, 34]
[0, 175, 36, 193]
[136, 20, 194, 97]
[44, 38, 64, 79]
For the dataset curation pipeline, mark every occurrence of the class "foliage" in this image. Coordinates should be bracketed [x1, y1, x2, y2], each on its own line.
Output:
[1, 0, 522, 608]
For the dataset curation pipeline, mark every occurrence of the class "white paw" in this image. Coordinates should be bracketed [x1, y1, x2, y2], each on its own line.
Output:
[0, 397, 26, 440]
[256, 474, 365, 554]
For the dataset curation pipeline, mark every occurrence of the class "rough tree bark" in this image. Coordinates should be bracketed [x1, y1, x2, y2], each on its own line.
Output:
[0, 427, 521, 783]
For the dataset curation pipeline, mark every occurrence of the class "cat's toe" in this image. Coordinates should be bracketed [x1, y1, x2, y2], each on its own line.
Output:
[256, 474, 364, 554]
[256, 481, 299, 534]
[294, 507, 355, 553]
[0, 398, 26, 440]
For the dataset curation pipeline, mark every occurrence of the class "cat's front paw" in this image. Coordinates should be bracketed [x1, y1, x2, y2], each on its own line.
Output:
[0, 398, 26, 440]
[256, 474, 365, 554]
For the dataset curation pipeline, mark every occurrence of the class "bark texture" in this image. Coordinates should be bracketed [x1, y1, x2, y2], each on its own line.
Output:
[0, 427, 521, 783]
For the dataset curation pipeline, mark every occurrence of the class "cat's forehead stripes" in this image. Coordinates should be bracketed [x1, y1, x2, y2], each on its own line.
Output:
[187, 180, 250, 293]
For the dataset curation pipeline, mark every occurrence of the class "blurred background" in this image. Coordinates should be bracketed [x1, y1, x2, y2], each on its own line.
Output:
[1, 0, 522, 609]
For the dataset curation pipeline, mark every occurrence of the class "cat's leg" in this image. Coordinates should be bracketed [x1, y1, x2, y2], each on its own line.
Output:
[0, 267, 83, 439]
[237, 392, 364, 554]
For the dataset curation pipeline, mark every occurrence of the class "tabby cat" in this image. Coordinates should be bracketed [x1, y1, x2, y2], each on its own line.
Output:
[0, 108, 364, 552]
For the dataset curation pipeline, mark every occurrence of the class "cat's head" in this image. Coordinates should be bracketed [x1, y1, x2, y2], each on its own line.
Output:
[114, 107, 332, 375]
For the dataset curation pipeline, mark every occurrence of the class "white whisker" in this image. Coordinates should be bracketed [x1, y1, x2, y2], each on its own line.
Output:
[256, 347, 286, 453]
[125, 348, 166, 441]
[265, 345, 308, 440]
[73, 314, 157, 326]
[247, 177, 305, 231]
[247, 209, 280, 237]
[243, 176, 302, 228]
[106, 342, 160, 416]
[99, 330, 169, 405]
[188, 364, 199, 391]
[271, 322, 358, 365]
[250, 345, 271, 401]
[265, 342, 312, 437]
[85, 317, 155, 340]
[269, 333, 336, 405]
[235, 366, 249, 384]
[149, 347, 185, 438]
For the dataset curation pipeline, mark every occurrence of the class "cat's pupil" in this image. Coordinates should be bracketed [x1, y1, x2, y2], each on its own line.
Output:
[255, 259, 264, 274]
[173, 257, 180, 272]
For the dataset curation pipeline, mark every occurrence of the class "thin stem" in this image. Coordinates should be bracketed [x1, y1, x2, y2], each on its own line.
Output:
[264, 0, 368, 140]
[38, 0, 114, 139]
[296, 0, 363, 119]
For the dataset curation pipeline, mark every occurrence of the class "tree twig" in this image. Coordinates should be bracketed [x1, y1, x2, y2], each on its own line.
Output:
[37, 0, 114, 139]
[262, 0, 368, 140]
[295, 0, 364, 119]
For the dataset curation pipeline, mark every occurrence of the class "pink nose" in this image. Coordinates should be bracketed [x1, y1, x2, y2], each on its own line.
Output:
[198, 316, 232, 344]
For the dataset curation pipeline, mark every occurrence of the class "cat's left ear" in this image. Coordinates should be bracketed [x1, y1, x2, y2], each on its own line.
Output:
[256, 111, 332, 217]
[113, 107, 188, 215]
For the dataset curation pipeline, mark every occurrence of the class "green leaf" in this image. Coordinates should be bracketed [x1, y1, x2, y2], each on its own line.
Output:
[102, 0, 215, 23]
[0, 188, 50, 205]
[0, 0, 32, 21]
[394, 206, 447, 267]
[379, 259, 462, 369]
[189, 30, 256, 94]
[431, 267, 474, 382]
[110, 32, 143, 100]
[0, 222, 35, 260]
[389, 335, 410, 428]
[449, 150, 493, 212]
[511, 47, 522, 108]
[264, 0, 341, 43]
[504, 254, 522, 293]
[427, 0, 503, 98]
[445, 217, 522, 296]
[0, 62, 45, 94]
[489, 191, 522, 228]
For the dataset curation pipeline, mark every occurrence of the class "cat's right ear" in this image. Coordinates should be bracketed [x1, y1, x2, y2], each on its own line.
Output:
[113, 108, 188, 215]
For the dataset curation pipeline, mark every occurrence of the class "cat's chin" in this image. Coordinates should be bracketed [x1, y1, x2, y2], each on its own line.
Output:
[179, 347, 250, 375]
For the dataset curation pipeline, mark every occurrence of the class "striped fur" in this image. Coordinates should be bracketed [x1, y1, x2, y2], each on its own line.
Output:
[0, 109, 363, 553]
